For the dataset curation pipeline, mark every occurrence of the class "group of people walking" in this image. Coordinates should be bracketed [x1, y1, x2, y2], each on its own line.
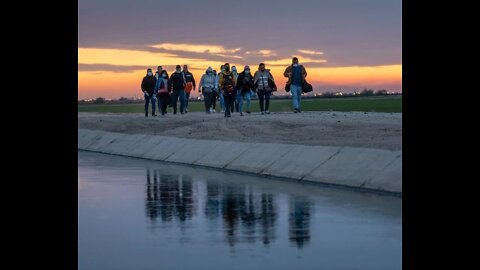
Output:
[141, 57, 308, 117]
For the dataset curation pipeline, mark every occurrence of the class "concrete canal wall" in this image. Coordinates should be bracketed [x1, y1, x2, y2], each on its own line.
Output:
[78, 128, 402, 194]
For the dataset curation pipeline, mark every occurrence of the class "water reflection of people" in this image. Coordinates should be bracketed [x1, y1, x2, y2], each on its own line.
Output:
[146, 174, 309, 249]
[145, 169, 160, 222]
[239, 186, 256, 242]
[222, 186, 241, 247]
[259, 193, 276, 246]
[145, 169, 194, 224]
[289, 197, 311, 248]
[218, 184, 277, 247]
[205, 182, 221, 220]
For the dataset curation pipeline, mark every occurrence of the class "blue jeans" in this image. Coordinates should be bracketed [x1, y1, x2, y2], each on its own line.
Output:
[257, 90, 271, 112]
[144, 93, 156, 116]
[185, 92, 190, 109]
[219, 92, 225, 111]
[290, 84, 302, 110]
[238, 91, 251, 113]
[171, 89, 186, 114]
[235, 88, 241, 112]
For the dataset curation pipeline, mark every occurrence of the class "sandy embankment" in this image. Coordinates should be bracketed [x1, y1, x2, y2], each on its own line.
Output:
[78, 111, 402, 151]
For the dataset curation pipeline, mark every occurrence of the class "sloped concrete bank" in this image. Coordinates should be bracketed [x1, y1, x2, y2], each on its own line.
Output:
[78, 129, 401, 195]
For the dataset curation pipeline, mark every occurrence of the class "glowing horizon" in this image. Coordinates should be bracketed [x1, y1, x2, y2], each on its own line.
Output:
[78, 46, 401, 100]
[78, 0, 401, 100]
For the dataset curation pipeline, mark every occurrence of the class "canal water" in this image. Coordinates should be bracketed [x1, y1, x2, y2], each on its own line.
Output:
[78, 151, 401, 270]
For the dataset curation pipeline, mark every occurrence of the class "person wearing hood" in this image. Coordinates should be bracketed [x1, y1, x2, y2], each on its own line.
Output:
[236, 65, 254, 116]
[141, 68, 157, 117]
[218, 63, 237, 117]
[253, 63, 275, 114]
[154, 70, 170, 115]
[198, 67, 216, 113]
[169, 65, 187, 114]
[283, 57, 307, 113]
[182, 65, 196, 113]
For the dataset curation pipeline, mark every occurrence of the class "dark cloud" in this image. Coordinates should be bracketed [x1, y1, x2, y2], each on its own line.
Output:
[78, 63, 204, 73]
[79, 0, 401, 67]
[142, 46, 246, 63]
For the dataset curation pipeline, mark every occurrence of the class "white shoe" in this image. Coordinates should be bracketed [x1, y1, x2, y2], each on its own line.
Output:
[221, 110, 225, 113]
[213, 109, 216, 113]
[209, 108, 213, 113]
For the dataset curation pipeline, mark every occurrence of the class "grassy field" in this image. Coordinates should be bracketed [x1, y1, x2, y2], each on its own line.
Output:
[78, 95, 402, 113]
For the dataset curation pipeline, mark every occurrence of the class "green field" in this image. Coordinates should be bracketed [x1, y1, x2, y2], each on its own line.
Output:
[78, 95, 402, 113]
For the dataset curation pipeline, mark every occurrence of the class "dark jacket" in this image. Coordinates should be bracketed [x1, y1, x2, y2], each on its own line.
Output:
[141, 75, 157, 95]
[169, 72, 186, 92]
[183, 71, 196, 88]
[236, 72, 254, 94]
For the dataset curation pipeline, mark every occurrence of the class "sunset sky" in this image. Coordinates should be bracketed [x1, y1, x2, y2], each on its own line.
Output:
[78, 0, 401, 100]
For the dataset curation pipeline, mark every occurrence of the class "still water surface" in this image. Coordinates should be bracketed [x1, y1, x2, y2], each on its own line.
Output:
[78, 151, 401, 270]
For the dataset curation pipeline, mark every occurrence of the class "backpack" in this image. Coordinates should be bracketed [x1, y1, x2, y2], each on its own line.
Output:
[222, 73, 234, 93]
[183, 72, 193, 93]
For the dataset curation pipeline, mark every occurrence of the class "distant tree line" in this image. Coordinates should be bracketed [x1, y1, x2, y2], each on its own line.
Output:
[78, 89, 400, 105]
[78, 97, 144, 105]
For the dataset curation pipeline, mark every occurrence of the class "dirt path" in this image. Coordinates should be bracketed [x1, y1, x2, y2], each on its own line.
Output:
[78, 111, 402, 151]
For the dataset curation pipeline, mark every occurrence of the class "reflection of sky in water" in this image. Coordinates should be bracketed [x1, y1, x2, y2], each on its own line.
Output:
[78, 151, 402, 270]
